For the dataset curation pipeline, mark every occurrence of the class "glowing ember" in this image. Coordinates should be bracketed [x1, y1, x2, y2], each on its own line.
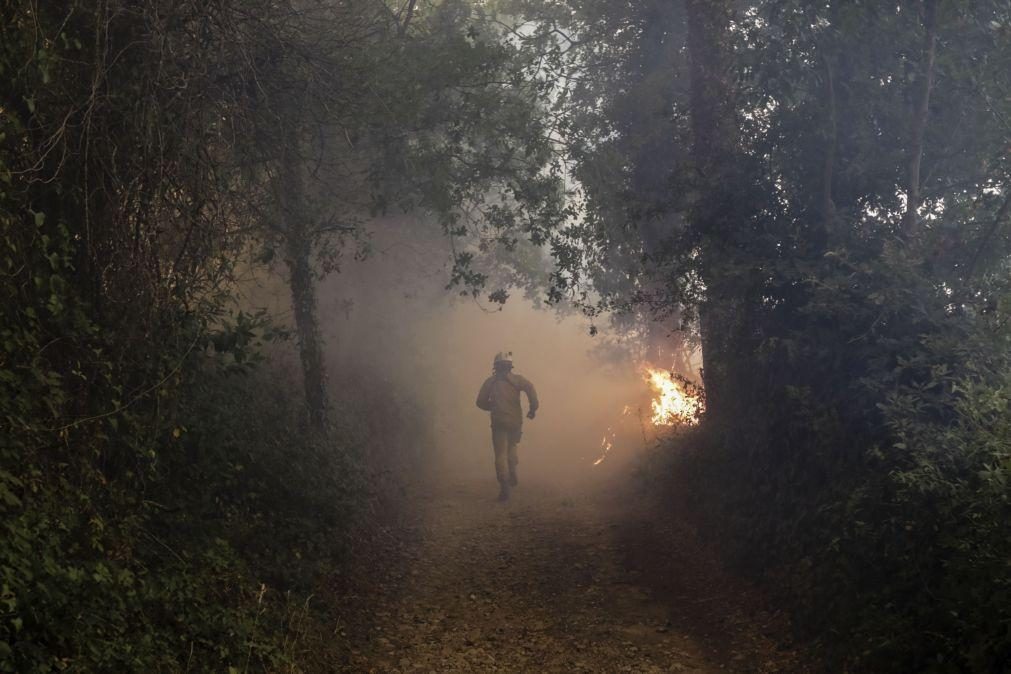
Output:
[644, 367, 702, 426]
[592, 405, 631, 466]
[593, 431, 614, 466]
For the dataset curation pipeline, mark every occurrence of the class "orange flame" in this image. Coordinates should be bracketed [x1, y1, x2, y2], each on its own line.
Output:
[592, 369, 701, 469]
[644, 367, 702, 426]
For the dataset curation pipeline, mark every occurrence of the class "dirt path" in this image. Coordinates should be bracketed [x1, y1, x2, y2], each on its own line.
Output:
[345, 476, 807, 673]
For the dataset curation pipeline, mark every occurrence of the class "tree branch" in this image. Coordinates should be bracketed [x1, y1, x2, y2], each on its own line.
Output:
[963, 190, 1011, 283]
[903, 0, 938, 237]
[821, 53, 838, 240]
[398, 0, 417, 38]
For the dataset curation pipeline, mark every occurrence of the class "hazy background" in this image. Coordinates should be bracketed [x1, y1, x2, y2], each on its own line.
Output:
[244, 215, 660, 492]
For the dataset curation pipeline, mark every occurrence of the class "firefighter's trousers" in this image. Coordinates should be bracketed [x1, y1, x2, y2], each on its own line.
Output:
[491, 425, 521, 484]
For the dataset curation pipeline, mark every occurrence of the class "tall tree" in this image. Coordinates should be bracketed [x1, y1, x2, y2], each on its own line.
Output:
[236, 0, 569, 429]
[515, 0, 1011, 666]
[683, 0, 744, 419]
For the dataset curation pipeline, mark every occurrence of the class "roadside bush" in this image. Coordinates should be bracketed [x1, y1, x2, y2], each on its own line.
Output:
[0, 3, 385, 668]
[0, 218, 387, 671]
[669, 248, 1011, 672]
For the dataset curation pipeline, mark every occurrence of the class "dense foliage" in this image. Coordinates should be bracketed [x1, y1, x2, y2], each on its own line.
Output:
[521, 0, 1011, 670]
[0, 5, 374, 669]
[5, 0, 1009, 670]
[0, 0, 561, 670]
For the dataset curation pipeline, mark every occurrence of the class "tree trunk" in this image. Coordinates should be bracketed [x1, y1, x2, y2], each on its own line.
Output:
[903, 0, 938, 237]
[820, 53, 838, 245]
[685, 0, 740, 421]
[279, 137, 329, 432]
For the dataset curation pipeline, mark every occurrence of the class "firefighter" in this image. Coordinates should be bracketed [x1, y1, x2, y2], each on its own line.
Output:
[475, 351, 539, 501]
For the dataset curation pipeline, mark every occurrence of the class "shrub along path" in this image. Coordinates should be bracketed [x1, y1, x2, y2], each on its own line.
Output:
[344, 473, 809, 673]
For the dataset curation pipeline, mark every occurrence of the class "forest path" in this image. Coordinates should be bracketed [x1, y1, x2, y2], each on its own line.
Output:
[348, 476, 805, 673]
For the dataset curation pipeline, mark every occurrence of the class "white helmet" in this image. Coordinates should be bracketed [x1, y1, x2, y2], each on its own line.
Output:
[493, 351, 514, 368]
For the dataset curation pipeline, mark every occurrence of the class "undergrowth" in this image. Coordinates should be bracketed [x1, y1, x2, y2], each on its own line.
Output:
[653, 252, 1011, 672]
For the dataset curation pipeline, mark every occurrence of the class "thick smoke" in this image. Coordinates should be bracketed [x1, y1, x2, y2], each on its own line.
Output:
[305, 216, 652, 491]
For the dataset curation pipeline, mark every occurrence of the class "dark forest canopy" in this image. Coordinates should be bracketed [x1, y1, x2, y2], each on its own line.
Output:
[2, 0, 1009, 671]
[537, 1, 1011, 669]
[532, 1, 1011, 669]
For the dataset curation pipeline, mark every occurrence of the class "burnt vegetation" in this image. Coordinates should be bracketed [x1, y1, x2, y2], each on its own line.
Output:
[1, 0, 1009, 671]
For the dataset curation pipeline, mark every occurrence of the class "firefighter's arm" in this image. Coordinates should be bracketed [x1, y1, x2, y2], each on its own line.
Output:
[476, 378, 493, 411]
[522, 378, 539, 418]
